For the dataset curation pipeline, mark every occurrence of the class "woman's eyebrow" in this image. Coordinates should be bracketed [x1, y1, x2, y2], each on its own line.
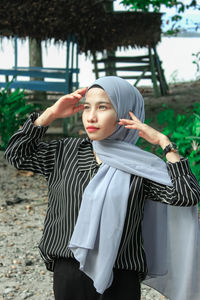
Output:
[84, 101, 111, 105]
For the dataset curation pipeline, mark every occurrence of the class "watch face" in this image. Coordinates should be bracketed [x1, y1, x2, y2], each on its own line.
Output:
[171, 143, 177, 150]
[163, 142, 178, 156]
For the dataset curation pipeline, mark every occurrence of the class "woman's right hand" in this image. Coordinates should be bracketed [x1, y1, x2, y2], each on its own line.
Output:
[34, 87, 87, 126]
[49, 87, 87, 119]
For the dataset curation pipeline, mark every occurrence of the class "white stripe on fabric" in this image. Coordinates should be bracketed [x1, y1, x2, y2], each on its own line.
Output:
[4, 113, 200, 275]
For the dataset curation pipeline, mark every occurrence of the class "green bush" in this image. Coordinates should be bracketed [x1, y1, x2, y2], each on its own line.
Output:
[0, 83, 41, 150]
[137, 102, 200, 209]
[156, 102, 200, 183]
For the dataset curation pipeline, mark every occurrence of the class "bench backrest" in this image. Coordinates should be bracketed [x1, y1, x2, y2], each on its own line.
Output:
[0, 66, 79, 93]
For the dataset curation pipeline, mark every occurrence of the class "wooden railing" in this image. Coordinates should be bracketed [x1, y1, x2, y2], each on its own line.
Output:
[0, 66, 79, 93]
[92, 48, 169, 97]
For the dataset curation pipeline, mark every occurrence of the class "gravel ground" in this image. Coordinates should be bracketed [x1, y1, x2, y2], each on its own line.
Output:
[0, 151, 168, 300]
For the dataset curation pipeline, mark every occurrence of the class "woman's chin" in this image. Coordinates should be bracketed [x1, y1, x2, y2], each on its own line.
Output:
[88, 136, 100, 141]
[87, 133, 103, 141]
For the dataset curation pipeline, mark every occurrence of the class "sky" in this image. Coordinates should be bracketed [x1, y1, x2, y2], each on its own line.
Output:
[114, 0, 200, 33]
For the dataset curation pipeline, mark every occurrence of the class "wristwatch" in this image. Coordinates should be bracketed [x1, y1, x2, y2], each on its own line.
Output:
[163, 142, 178, 156]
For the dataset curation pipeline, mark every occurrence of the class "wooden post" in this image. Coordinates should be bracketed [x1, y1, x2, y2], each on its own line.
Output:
[92, 52, 99, 79]
[29, 38, 43, 76]
[104, 51, 116, 76]
[102, 0, 116, 76]
[29, 38, 45, 100]
[64, 35, 80, 136]
[134, 67, 148, 87]
[63, 36, 71, 136]
[76, 42, 79, 88]
[14, 36, 18, 70]
[153, 47, 169, 95]
[66, 35, 70, 69]
[148, 47, 160, 97]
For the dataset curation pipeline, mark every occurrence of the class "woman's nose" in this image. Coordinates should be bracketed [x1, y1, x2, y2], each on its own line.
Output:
[87, 109, 97, 122]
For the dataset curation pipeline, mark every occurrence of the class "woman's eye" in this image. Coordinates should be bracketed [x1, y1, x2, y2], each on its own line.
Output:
[99, 105, 107, 110]
[84, 105, 90, 110]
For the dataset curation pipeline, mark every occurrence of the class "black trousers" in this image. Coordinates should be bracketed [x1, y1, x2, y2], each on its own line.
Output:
[53, 258, 141, 300]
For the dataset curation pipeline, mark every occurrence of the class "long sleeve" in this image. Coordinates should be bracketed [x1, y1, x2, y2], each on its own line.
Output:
[143, 158, 200, 206]
[4, 112, 58, 179]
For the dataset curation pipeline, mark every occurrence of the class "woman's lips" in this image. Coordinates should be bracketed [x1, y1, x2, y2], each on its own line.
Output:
[86, 127, 99, 133]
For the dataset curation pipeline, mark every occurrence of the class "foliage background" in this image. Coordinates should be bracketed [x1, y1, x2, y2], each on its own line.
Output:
[137, 102, 200, 181]
[0, 84, 41, 150]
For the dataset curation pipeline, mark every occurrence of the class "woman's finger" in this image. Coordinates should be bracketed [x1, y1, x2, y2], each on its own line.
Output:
[118, 119, 134, 125]
[60, 88, 87, 102]
[129, 111, 142, 123]
[60, 94, 82, 104]
[75, 87, 88, 96]
[124, 125, 138, 129]
[71, 94, 83, 101]
[73, 104, 85, 114]
[119, 118, 140, 126]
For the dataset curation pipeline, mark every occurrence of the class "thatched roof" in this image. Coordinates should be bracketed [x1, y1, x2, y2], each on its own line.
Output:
[0, 0, 162, 53]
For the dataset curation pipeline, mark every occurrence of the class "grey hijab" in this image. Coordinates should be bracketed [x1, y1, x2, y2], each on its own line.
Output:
[69, 76, 200, 299]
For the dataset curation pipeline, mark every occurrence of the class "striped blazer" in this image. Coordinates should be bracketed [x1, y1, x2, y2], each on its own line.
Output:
[5, 113, 200, 281]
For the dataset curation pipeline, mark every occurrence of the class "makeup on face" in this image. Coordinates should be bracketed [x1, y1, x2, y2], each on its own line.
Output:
[82, 88, 117, 141]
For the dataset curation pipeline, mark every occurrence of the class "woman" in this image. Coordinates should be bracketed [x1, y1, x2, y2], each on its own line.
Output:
[5, 76, 200, 300]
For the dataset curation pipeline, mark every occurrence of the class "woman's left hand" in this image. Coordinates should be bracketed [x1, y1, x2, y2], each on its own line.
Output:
[118, 111, 169, 146]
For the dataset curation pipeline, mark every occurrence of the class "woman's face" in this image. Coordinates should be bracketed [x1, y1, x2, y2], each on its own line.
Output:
[82, 87, 117, 141]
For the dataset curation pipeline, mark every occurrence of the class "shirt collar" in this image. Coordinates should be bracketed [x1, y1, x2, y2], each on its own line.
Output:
[77, 138, 100, 171]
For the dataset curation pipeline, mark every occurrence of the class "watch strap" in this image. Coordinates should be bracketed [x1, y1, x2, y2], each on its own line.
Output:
[163, 142, 178, 156]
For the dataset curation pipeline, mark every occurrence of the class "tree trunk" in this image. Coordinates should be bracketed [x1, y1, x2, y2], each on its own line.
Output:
[29, 38, 43, 69]
[28, 38, 45, 100]
[103, 1, 116, 76]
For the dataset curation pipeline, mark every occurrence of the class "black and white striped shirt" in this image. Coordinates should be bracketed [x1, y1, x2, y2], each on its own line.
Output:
[5, 113, 200, 281]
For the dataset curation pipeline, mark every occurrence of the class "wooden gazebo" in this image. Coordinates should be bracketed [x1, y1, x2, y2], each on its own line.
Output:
[0, 0, 168, 96]
[0, 0, 161, 51]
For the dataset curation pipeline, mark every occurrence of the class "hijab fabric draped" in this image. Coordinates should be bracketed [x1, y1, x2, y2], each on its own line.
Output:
[68, 76, 200, 299]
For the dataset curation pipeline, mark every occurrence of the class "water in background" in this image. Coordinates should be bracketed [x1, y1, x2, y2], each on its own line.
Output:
[0, 36, 199, 87]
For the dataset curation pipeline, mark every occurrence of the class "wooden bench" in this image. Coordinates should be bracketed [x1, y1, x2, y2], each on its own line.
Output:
[0, 66, 79, 93]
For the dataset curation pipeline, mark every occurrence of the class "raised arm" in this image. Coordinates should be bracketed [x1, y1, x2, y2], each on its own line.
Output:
[4, 113, 58, 178]
[118, 111, 200, 206]
[5, 88, 87, 178]
[118, 111, 181, 163]
[33, 87, 87, 126]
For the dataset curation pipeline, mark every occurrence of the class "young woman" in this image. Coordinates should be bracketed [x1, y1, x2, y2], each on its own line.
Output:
[5, 76, 200, 300]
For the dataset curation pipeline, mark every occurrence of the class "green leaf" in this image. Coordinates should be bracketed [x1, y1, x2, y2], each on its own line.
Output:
[157, 109, 174, 125]
[0, 82, 42, 150]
